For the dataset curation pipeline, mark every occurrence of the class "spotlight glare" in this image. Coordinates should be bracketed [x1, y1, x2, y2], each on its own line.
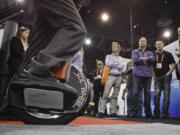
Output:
[16, 0, 24, 3]
[101, 13, 109, 22]
[163, 30, 171, 38]
[85, 38, 91, 45]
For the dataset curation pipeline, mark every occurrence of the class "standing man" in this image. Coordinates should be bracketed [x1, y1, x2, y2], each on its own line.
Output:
[153, 39, 176, 118]
[131, 37, 154, 118]
[99, 42, 126, 117]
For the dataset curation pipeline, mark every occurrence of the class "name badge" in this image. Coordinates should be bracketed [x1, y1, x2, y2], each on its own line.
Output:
[156, 63, 162, 69]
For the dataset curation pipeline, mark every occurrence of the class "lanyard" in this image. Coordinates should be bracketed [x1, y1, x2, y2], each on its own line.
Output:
[111, 54, 120, 63]
[156, 53, 164, 63]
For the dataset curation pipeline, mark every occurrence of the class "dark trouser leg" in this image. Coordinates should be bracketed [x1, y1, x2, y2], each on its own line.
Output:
[154, 78, 163, 117]
[20, 17, 54, 68]
[143, 77, 152, 117]
[131, 75, 141, 116]
[20, 0, 86, 75]
[93, 88, 100, 114]
[137, 90, 143, 117]
[162, 76, 171, 116]
[0, 74, 8, 106]
[127, 85, 133, 115]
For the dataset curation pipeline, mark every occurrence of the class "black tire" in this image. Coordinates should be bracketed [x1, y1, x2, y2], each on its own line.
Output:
[8, 66, 90, 124]
[10, 96, 90, 125]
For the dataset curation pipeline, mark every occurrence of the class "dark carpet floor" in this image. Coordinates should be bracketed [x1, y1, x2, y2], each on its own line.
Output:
[0, 115, 180, 135]
[0, 123, 180, 135]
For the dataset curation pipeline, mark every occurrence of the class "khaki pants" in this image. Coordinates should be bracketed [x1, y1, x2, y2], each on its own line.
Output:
[100, 75, 122, 114]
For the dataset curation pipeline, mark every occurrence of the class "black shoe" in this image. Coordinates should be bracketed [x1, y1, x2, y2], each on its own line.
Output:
[146, 115, 153, 119]
[161, 113, 169, 119]
[110, 113, 118, 118]
[98, 112, 106, 118]
[127, 113, 136, 118]
[154, 110, 160, 119]
[0, 98, 8, 113]
[12, 68, 78, 95]
[27, 58, 71, 83]
[153, 114, 160, 119]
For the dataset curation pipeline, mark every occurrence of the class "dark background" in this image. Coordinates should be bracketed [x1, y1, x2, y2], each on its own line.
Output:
[1, 0, 180, 77]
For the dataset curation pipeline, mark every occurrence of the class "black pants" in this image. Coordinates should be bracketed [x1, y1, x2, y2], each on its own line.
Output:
[132, 75, 152, 117]
[0, 74, 8, 106]
[20, 0, 86, 75]
[154, 75, 171, 116]
[127, 85, 143, 117]
[93, 84, 104, 114]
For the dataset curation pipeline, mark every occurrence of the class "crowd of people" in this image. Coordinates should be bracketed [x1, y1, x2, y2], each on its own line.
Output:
[90, 30, 180, 119]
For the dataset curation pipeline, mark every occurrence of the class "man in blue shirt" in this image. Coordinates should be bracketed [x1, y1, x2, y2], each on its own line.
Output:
[131, 37, 154, 118]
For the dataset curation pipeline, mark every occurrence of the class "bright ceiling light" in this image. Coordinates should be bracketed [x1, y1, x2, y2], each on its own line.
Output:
[85, 38, 91, 45]
[16, 0, 24, 3]
[101, 12, 109, 22]
[163, 30, 171, 38]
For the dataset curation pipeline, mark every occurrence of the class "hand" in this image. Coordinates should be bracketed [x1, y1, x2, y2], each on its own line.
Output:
[165, 72, 170, 76]
[140, 57, 147, 60]
[122, 70, 127, 75]
[140, 57, 147, 64]
[94, 75, 101, 80]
